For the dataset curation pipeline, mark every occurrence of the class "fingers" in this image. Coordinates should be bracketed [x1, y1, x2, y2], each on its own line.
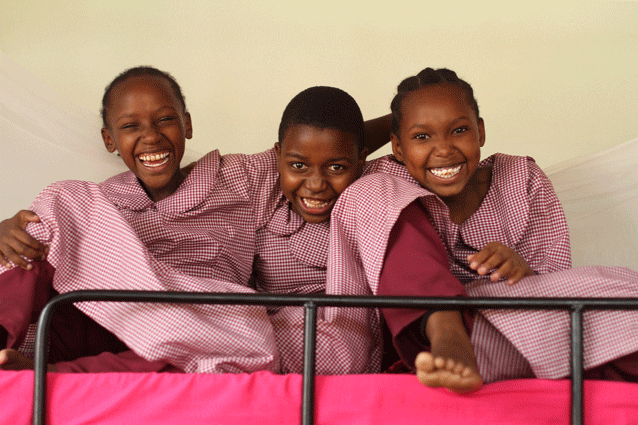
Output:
[467, 242, 506, 276]
[17, 210, 41, 226]
[468, 242, 533, 284]
[0, 210, 48, 269]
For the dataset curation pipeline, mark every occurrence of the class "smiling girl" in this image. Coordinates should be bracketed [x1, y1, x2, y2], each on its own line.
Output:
[329, 67, 638, 392]
[0, 66, 282, 373]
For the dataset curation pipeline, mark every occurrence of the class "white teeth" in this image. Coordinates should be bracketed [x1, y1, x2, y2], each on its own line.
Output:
[138, 152, 169, 167]
[302, 198, 330, 209]
[430, 165, 462, 178]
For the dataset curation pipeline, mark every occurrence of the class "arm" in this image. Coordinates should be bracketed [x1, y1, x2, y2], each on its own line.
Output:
[463, 156, 571, 282]
[363, 114, 391, 154]
[514, 159, 571, 273]
[0, 210, 48, 270]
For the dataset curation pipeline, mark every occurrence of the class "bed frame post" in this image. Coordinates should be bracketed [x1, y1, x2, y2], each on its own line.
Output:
[302, 301, 318, 425]
[570, 305, 584, 425]
[32, 299, 56, 425]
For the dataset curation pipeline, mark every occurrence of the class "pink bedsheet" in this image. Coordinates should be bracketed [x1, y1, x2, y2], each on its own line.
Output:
[2, 371, 637, 425]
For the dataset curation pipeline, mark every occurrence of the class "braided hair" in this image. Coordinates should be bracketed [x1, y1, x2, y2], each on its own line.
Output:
[101, 66, 187, 128]
[390, 68, 479, 135]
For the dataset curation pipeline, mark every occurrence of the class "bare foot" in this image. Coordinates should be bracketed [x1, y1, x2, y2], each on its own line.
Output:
[415, 311, 483, 394]
[415, 351, 483, 394]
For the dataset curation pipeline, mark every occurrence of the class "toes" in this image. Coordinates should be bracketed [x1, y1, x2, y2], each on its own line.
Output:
[415, 352, 436, 373]
[433, 356, 446, 369]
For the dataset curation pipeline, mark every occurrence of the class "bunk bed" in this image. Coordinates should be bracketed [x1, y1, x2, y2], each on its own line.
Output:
[2, 52, 638, 425]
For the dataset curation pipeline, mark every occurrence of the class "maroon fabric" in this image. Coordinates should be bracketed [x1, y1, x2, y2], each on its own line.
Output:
[55, 350, 179, 373]
[0, 261, 174, 372]
[0, 262, 53, 348]
[378, 201, 468, 367]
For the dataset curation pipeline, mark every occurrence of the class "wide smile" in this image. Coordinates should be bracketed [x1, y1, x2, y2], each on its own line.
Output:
[298, 197, 334, 215]
[138, 151, 171, 168]
[428, 164, 462, 179]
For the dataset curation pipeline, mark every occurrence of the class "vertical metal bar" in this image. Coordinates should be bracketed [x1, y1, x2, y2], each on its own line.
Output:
[570, 305, 584, 425]
[32, 302, 56, 425]
[301, 301, 318, 425]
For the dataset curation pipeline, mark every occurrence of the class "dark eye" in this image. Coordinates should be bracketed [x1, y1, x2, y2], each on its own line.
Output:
[290, 162, 306, 170]
[414, 133, 430, 140]
[452, 126, 469, 135]
[328, 164, 346, 172]
[120, 123, 138, 131]
[158, 116, 177, 125]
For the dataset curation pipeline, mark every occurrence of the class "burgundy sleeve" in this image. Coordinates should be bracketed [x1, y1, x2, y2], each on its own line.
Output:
[378, 200, 467, 367]
[55, 350, 181, 373]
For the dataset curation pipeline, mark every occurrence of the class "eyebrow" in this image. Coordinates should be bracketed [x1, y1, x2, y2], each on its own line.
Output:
[284, 152, 354, 163]
[114, 106, 178, 124]
[407, 116, 471, 132]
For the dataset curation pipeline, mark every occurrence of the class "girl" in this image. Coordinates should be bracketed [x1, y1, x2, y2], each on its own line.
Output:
[0, 66, 283, 373]
[329, 67, 638, 392]
[0, 70, 408, 376]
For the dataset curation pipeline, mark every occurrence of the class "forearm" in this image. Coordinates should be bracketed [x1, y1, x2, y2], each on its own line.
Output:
[364, 114, 391, 154]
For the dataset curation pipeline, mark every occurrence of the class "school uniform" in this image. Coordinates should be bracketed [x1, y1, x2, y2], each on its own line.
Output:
[0, 150, 281, 374]
[329, 156, 638, 382]
[251, 157, 411, 374]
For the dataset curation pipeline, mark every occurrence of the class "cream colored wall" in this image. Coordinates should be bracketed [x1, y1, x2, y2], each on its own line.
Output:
[1, 0, 637, 169]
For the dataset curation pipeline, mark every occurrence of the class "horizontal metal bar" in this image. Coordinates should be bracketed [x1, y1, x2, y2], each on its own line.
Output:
[32, 290, 638, 425]
[39, 290, 638, 310]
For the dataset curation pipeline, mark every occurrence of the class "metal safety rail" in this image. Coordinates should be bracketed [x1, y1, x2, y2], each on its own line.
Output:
[31, 291, 638, 425]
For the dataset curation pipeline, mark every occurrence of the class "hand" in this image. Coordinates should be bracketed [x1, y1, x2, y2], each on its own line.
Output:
[0, 349, 56, 371]
[0, 210, 48, 270]
[467, 241, 535, 285]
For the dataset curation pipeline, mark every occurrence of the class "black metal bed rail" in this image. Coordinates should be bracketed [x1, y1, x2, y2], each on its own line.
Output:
[31, 290, 638, 425]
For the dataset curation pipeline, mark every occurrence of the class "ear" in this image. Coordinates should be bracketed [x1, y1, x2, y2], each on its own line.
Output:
[274, 142, 281, 158]
[390, 134, 405, 163]
[358, 147, 368, 167]
[184, 112, 193, 139]
[478, 118, 486, 147]
[101, 128, 117, 153]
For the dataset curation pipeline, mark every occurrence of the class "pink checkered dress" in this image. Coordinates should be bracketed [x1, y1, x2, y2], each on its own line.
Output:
[253, 157, 405, 374]
[2, 150, 282, 373]
[329, 155, 638, 382]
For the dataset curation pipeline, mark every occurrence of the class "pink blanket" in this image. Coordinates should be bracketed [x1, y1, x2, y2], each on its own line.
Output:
[2, 371, 637, 424]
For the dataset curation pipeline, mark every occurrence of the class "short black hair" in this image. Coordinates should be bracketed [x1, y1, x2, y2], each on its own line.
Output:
[390, 68, 480, 135]
[101, 66, 186, 128]
[278, 86, 365, 152]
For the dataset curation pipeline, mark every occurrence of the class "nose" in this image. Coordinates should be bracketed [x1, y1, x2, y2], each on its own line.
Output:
[433, 136, 454, 156]
[304, 170, 328, 192]
[141, 123, 161, 144]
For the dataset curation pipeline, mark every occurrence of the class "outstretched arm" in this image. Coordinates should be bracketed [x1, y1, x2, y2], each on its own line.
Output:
[364, 114, 391, 154]
[0, 210, 48, 270]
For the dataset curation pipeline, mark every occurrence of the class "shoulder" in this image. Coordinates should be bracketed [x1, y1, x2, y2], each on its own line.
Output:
[40, 179, 103, 197]
[364, 155, 413, 181]
[221, 148, 277, 170]
[32, 180, 110, 212]
[338, 173, 432, 213]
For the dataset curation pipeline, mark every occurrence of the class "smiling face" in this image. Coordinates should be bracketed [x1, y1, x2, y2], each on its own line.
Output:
[101, 75, 192, 202]
[276, 124, 366, 223]
[391, 83, 486, 204]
